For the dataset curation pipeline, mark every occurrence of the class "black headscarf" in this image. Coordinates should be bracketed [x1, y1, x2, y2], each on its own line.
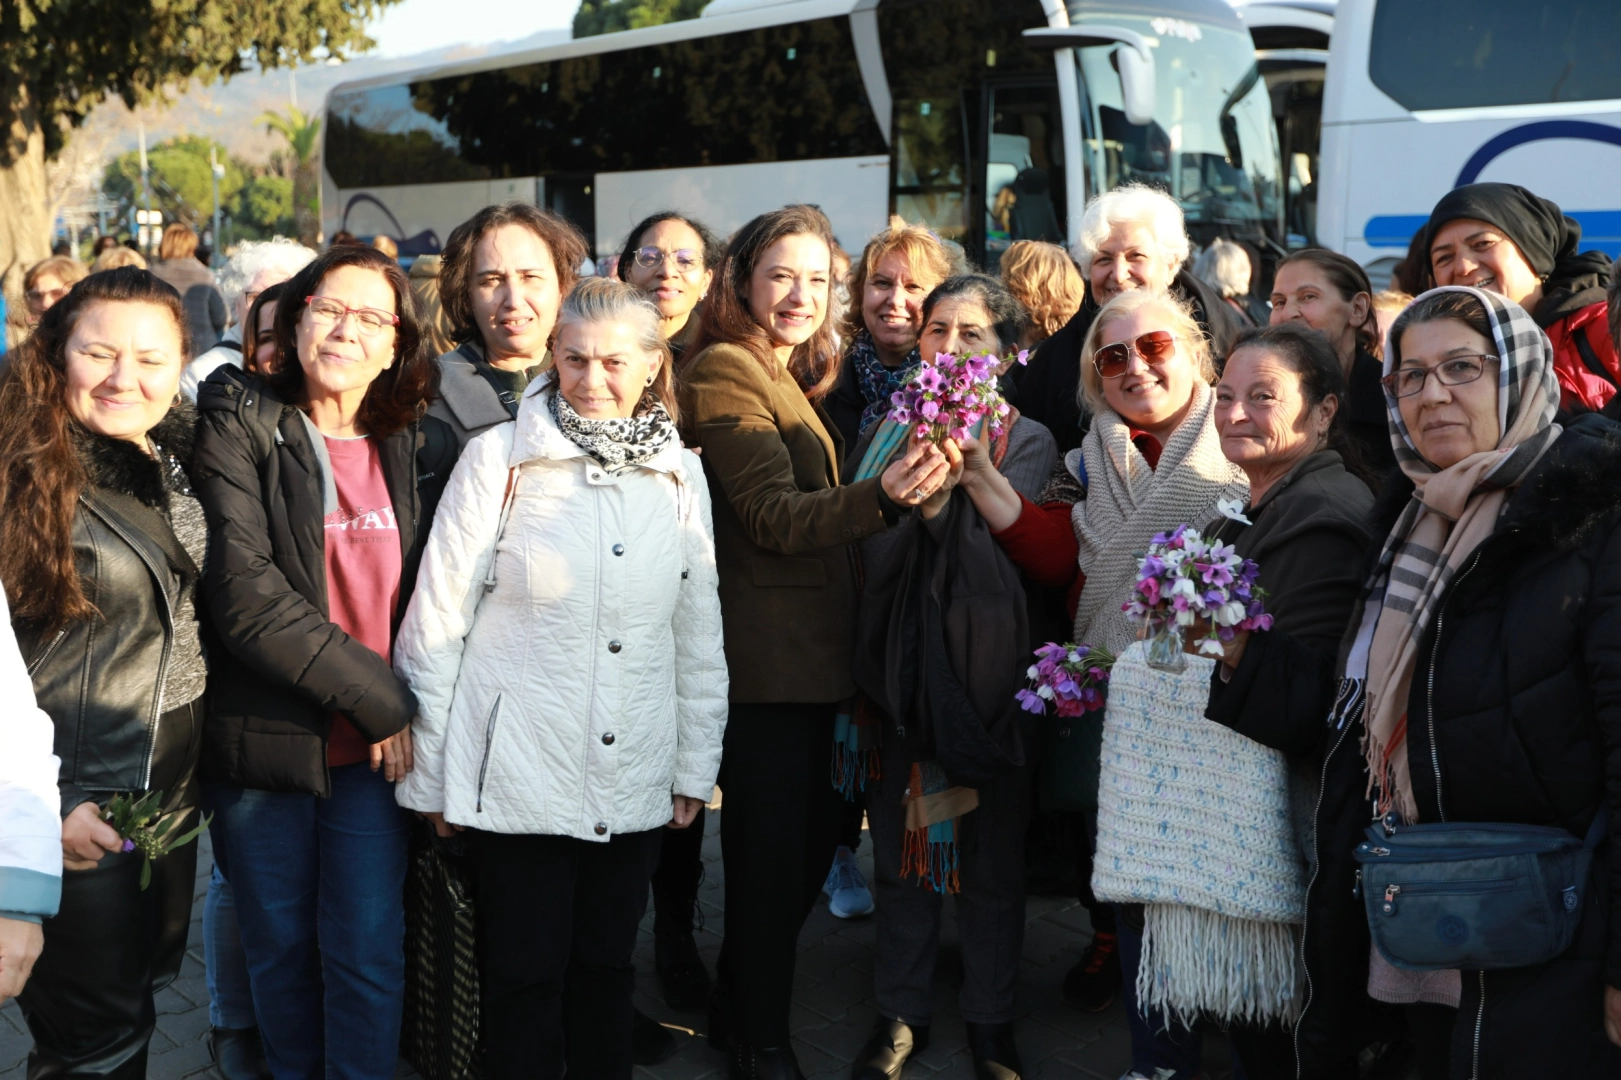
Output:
[1423, 182, 1613, 326]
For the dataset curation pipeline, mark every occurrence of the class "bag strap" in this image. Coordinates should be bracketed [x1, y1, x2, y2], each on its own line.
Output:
[1572, 327, 1619, 391]
[466, 345, 523, 420]
[480, 467, 519, 594]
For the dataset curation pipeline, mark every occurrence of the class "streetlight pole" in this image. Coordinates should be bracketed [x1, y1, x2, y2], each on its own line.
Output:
[210, 144, 225, 267]
[137, 119, 153, 257]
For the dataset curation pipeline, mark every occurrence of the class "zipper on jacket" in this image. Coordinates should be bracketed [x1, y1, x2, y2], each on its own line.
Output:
[25, 627, 69, 678]
[475, 695, 502, 813]
[1425, 551, 1481, 822]
[1471, 970, 1485, 1080]
[1293, 698, 1360, 1079]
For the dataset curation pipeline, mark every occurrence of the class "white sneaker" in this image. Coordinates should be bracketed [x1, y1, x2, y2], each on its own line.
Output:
[822, 845, 875, 918]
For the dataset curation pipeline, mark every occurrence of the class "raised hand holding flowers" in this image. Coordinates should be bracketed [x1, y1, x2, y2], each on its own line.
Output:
[1016, 642, 1116, 716]
[1122, 525, 1272, 672]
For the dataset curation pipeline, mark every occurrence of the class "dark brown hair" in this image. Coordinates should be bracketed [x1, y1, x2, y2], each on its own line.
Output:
[689, 204, 842, 401]
[1225, 322, 1374, 487]
[439, 201, 591, 346]
[267, 245, 439, 437]
[0, 267, 189, 628]
[1274, 248, 1383, 359]
[615, 211, 723, 280]
[242, 280, 287, 375]
[1388, 289, 1493, 369]
[921, 274, 1029, 354]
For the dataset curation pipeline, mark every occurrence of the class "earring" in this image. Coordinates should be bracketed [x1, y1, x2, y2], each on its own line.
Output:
[645, 375, 655, 386]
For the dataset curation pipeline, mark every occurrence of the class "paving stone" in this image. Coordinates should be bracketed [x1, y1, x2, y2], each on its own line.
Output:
[144, 1036, 214, 1080]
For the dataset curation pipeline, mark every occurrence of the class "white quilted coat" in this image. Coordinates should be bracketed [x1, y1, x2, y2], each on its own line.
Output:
[393, 384, 728, 840]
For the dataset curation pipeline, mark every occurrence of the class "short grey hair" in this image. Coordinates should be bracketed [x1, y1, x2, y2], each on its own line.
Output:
[1193, 238, 1252, 299]
[218, 239, 318, 321]
[554, 277, 679, 422]
[1072, 184, 1191, 272]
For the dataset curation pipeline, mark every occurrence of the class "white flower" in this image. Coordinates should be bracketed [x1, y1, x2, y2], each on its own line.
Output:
[1216, 498, 1252, 526]
[1176, 608, 1198, 627]
[1214, 600, 1247, 626]
[1037, 684, 1055, 699]
[1028, 665, 1041, 680]
[1197, 637, 1228, 657]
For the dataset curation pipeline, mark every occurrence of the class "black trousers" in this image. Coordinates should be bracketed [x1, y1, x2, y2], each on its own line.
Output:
[468, 828, 662, 1080]
[715, 702, 844, 1046]
[652, 807, 706, 938]
[21, 703, 202, 1080]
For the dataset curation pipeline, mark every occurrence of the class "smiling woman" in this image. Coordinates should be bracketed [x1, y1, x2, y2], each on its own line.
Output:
[0, 267, 214, 1076]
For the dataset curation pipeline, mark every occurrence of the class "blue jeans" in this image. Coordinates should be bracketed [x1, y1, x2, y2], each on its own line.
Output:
[206, 764, 409, 1080]
[204, 864, 257, 1029]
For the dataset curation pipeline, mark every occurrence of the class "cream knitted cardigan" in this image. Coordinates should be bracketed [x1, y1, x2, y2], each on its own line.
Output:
[1072, 382, 1247, 655]
[1093, 644, 1309, 1025]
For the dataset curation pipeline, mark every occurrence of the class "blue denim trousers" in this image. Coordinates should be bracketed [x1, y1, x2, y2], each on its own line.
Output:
[204, 864, 257, 1030]
[205, 763, 409, 1080]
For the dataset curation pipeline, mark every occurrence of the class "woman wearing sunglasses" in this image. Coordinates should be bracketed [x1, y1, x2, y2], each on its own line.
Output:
[194, 245, 459, 1079]
[431, 201, 592, 448]
[617, 211, 721, 365]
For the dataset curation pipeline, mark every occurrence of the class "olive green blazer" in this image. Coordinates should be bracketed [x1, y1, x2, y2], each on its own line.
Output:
[681, 342, 887, 703]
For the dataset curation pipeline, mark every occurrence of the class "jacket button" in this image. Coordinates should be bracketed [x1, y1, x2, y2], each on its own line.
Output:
[612, 543, 625, 556]
[590, 471, 603, 481]
[594, 822, 607, 836]
[601, 732, 615, 745]
[608, 640, 621, 653]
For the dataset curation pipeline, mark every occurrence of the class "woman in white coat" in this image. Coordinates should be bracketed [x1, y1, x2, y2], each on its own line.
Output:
[394, 277, 728, 1080]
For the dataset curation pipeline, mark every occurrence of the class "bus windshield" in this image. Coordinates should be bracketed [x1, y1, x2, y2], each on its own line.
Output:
[1073, 14, 1281, 239]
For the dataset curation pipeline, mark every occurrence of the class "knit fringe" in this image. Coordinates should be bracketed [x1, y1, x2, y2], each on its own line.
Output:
[831, 709, 881, 800]
[900, 818, 960, 894]
[1136, 903, 1301, 1029]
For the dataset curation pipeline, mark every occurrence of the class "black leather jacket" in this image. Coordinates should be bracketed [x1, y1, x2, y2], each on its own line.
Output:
[15, 409, 201, 818]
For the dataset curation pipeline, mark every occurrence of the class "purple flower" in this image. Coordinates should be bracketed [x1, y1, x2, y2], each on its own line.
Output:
[122, 839, 136, 853]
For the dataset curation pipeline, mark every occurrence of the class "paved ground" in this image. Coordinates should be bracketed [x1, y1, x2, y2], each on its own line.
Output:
[0, 816, 1268, 1080]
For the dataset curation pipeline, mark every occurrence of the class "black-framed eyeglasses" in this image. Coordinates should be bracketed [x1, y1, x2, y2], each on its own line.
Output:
[1381, 354, 1498, 399]
[633, 246, 701, 273]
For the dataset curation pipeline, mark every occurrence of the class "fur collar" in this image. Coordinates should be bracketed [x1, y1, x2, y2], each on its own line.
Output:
[74, 401, 198, 510]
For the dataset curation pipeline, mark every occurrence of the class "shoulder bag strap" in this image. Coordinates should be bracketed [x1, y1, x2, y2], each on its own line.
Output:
[480, 467, 519, 594]
[1572, 327, 1619, 390]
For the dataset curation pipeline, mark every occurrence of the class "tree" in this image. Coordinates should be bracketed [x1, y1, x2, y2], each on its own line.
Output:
[237, 175, 296, 239]
[0, 1, 402, 295]
[258, 107, 323, 247]
[573, 0, 707, 38]
[103, 136, 247, 233]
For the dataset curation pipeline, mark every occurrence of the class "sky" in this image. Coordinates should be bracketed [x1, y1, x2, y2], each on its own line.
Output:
[365, 0, 581, 56]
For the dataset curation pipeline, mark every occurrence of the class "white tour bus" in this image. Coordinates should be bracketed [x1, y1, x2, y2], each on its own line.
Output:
[320, 0, 1283, 267]
[1234, 0, 1332, 247]
[1311, 0, 1621, 282]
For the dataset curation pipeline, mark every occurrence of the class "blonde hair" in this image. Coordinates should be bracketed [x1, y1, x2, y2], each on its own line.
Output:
[842, 215, 954, 344]
[89, 247, 147, 273]
[372, 235, 399, 260]
[1078, 290, 1213, 416]
[24, 256, 87, 294]
[1074, 184, 1190, 271]
[158, 223, 198, 261]
[408, 255, 455, 357]
[1372, 288, 1413, 314]
[555, 277, 678, 424]
[999, 240, 1083, 342]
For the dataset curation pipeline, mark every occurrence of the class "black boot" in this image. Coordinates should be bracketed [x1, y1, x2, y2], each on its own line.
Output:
[632, 1008, 679, 1066]
[210, 1027, 272, 1080]
[851, 1016, 930, 1080]
[1061, 930, 1121, 1012]
[965, 1021, 1024, 1080]
[728, 1043, 806, 1080]
[656, 929, 713, 1011]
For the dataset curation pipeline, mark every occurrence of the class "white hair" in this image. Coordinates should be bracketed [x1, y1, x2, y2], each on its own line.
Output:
[1192, 238, 1252, 299]
[1072, 183, 1191, 272]
[218, 239, 318, 321]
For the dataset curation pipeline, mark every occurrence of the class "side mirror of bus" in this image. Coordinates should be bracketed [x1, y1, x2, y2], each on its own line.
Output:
[1022, 25, 1157, 127]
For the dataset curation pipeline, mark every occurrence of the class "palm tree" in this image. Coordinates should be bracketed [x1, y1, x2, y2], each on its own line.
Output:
[259, 106, 321, 247]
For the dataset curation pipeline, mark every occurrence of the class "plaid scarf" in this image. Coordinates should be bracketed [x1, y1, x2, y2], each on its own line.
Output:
[1357, 286, 1561, 823]
[848, 329, 919, 437]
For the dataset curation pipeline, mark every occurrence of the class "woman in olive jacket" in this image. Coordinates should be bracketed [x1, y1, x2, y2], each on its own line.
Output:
[680, 204, 949, 1080]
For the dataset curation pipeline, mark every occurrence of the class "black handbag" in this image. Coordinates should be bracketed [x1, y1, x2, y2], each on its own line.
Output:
[402, 822, 482, 1080]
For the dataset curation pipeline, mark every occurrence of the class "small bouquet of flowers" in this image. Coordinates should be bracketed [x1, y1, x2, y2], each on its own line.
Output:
[1015, 641, 1116, 716]
[103, 791, 211, 889]
[1121, 524, 1273, 672]
[887, 348, 1028, 445]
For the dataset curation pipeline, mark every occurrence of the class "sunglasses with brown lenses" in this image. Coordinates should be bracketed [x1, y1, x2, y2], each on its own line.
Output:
[1094, 330, 1177, 379]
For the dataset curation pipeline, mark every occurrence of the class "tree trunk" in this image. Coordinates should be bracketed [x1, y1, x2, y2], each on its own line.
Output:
[0, 79, 53, 346]
[293, 161, 319, 248]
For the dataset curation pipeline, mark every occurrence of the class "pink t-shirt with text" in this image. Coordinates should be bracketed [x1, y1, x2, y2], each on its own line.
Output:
[322, 434, 402, 767]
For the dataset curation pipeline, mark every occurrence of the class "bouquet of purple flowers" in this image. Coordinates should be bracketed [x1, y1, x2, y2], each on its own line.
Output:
[887, 348, 1028, 445]
[1015, 642, 1116, 717]
[1122, 524, 1272, 669]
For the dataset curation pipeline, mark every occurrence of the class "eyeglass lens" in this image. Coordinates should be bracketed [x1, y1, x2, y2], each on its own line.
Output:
[1096, 331, 1176, 378]
[636, 247, 700, 272]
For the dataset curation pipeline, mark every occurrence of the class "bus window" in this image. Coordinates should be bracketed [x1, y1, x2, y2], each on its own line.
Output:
[892, 96, 968, 243]
[984, 83, 1066, 261]
[1369, 0, 1621, 112]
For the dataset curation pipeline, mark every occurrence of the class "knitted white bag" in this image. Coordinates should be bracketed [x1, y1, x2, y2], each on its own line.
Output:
[1092, 642, 1308, 1025]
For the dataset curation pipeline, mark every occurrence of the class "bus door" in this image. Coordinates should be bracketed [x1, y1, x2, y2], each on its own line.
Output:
[978, 78, 1068, 264]
[542, 173, 597, 260]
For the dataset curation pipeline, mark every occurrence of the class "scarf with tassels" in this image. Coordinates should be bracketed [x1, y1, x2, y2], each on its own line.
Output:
[838, 406, 1013, 893]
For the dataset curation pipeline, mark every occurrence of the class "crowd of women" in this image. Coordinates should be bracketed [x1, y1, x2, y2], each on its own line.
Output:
[1, 177, 1620, 1080]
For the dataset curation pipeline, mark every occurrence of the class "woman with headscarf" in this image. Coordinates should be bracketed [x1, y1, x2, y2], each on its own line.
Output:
[1206, 286, 1621, 1077]
[1424, 182, 1618, 413]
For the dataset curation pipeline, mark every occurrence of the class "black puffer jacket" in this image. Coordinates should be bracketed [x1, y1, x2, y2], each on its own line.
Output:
[15, 408, 201, 817]
[192, 367, 458, 796]
[1209, 414, 1621, 1078]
